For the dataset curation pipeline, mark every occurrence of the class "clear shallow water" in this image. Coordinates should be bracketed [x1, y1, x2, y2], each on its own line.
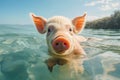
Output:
[0, 25, 120, 80]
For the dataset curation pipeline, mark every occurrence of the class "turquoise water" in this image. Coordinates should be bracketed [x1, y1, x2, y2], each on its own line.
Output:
[0, 25, 120, 80]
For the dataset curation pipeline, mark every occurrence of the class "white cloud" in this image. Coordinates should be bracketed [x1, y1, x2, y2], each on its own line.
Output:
[85, 0, 108, 7]
[86, 16, 99, 21]
[86, 15, 109, 21]
[99, 5, 111, 11]
[85, 2, 96, 6]
[85, 0, 120, 11]
[111, 3, 119, 8]
[100, 2, 120, 11]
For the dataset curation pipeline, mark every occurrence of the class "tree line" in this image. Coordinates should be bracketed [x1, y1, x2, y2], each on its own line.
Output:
[85, 10, 120, 29]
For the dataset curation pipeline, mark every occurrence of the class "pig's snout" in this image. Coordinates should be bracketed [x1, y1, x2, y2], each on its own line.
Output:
[52, 37, 70, 53]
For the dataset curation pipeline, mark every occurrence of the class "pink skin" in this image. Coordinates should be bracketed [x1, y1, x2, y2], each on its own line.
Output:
[31, 13, 87, 72]
[52, 36, 70, 53]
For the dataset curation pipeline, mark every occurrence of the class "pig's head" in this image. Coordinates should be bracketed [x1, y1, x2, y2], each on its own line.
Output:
[31, 13, 86, 56]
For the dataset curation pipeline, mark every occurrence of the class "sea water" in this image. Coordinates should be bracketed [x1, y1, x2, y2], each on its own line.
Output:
[0, 25, 120, 80]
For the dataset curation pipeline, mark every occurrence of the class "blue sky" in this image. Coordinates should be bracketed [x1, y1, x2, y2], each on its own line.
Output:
[0, 0, 120, 24]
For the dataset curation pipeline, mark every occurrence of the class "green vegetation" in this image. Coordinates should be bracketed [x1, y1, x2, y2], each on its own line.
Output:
[85, 10, 120, 29]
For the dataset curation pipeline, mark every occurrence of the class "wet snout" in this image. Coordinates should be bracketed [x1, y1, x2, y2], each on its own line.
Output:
[52, 36, 70, 54]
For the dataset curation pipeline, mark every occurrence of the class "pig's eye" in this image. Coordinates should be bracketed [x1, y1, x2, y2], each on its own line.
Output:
[66, 25, 73, 32]
[48, 26, 54, 33]
[47, 28, 52, 36]
[69, 28, 72, 32]
[48, 28, 51, 33]
[47, 25, 54, 36]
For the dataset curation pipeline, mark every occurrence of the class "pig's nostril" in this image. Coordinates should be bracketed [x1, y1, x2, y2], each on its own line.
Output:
[56, 43, 59, 46]
[63, 43, 67, 46]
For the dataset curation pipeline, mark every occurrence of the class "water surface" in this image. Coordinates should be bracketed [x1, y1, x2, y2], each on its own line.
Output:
[0, 25, 120, 80]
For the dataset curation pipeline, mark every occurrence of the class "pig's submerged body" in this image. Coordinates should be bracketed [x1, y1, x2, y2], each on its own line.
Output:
[0, 25, 120, 80]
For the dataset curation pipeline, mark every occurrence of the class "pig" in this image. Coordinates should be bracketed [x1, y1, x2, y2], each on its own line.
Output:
[30, 13, 87, 73]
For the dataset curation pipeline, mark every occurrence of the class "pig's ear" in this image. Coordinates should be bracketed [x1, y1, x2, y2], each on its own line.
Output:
[72, 13, 86, 34]
[30, 13, 46, 34]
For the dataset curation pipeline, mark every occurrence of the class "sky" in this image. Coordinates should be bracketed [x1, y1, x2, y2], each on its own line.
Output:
[0, 0, 120, 24]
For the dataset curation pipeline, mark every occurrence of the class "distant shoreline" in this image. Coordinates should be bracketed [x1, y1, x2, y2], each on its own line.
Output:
[85, 10, 120, 29]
